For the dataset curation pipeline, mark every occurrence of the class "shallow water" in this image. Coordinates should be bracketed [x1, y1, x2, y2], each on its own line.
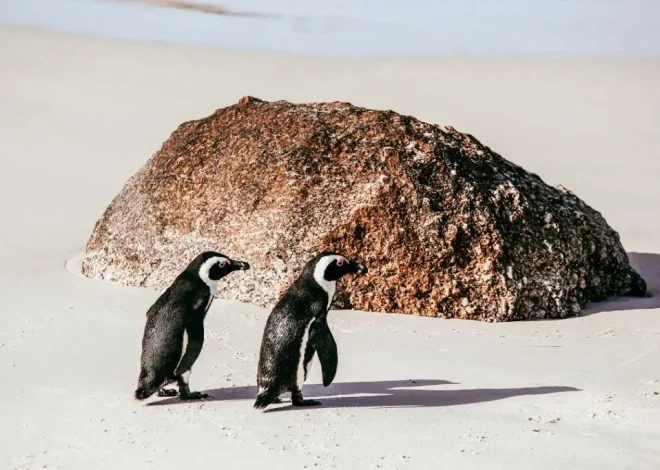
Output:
[1, 0, 659, 58]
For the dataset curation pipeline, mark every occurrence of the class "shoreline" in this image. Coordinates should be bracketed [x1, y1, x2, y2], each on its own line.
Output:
[2, 0, 660, 59]
[4, 22, 660, 64]
[109, 0, 276, 18]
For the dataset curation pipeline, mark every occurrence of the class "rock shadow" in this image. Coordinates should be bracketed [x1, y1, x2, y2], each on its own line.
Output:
[146, 379, 579, 410]
[581, 252, 660, 316]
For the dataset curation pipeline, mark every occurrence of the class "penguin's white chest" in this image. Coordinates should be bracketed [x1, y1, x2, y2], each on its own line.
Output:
[180, 331, 189, 364]
[296, 319, 315, 389]
[205, 284, 217, 313]
[324, 283, 336, 312]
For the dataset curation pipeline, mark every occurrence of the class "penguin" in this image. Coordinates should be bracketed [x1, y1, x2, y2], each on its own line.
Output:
[254, 251, 367, 410]
[134, 251, 250, 401]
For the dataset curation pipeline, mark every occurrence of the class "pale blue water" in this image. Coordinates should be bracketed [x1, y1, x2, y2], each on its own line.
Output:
[1, 0, 659, 58]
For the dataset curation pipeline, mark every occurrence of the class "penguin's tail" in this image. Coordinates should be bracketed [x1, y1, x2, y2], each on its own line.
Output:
[254, 386, 279, 410]
[134, 374, 160, 401]
[253, 394, 271, 410]
[134, 387, 154, 400]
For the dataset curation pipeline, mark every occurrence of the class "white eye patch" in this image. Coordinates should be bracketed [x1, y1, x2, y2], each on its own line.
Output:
[199, 256, 229, 287]
[313, 255, 345, 311]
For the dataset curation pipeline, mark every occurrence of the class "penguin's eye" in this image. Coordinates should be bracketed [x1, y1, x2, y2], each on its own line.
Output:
[336, 259, 345, 267]
[218, 260, 229, 268]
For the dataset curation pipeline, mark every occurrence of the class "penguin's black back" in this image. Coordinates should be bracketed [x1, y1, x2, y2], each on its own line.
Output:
[256, 268, 328, 395]
[137, 272, 211, 395]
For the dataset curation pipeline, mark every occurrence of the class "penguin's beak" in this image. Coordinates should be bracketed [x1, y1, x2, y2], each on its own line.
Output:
[354, 262, 368, 275]
[232, 260, 251, 271]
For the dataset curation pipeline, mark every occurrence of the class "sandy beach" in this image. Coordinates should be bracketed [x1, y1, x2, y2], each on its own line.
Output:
[1, 23, 659, 469]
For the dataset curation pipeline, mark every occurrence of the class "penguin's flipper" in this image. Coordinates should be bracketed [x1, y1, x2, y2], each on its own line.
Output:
[308, 320, 337, 387]
[174, 321, 204, 376]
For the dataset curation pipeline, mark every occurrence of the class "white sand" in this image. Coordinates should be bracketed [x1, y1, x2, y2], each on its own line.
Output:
[1, 25, 659, 469]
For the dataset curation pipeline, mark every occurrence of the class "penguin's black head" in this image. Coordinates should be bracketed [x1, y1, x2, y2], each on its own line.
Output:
[188, 251, 251, 284]
[309, 251, 368, 283]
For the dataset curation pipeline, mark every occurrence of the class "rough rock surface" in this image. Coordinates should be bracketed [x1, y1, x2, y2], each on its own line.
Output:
[82, 96, 646, 321]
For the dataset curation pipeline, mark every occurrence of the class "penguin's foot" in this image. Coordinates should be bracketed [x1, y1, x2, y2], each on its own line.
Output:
[158, 388, 179, 397]
[292, 398, 321, 407]
[180, 391, 210, 401]
[272, 397, 282, 404]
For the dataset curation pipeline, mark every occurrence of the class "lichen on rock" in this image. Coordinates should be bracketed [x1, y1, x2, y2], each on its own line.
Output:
[82, 96, 646, 321]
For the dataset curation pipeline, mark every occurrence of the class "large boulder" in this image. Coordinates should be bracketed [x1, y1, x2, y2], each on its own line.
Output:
[82, 96, 646, 321]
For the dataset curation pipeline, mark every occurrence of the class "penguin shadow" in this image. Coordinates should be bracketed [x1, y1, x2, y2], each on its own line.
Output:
[147, 379, 580, 411]
[580, 252, 660, 317]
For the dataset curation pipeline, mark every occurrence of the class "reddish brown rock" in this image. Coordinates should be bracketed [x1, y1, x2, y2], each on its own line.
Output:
[82, 96, 646, 321]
